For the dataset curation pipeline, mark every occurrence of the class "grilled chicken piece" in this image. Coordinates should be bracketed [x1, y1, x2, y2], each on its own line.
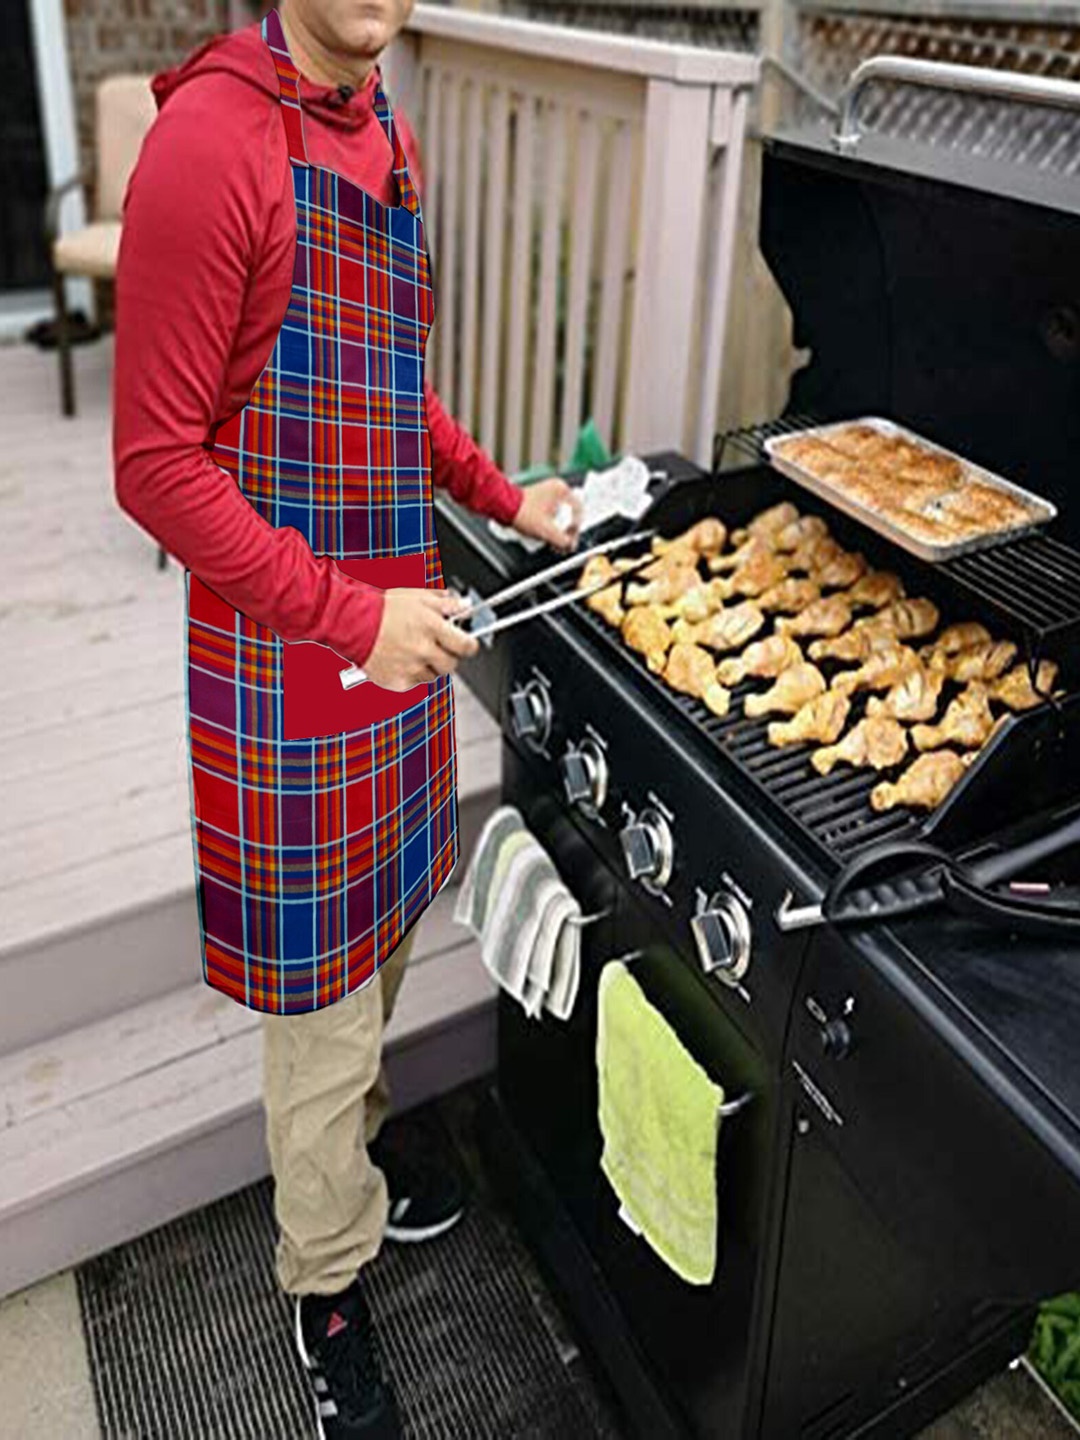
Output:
[870, 751, 969, 813]
[768, 690, 851, 748]
[866, 667, 946, 723]
[744, 663, 827, 718]
[774, 514, 830, 553]
[870, 598, 940, 641]
[658, 578, 729, 624]
[625, 562, 701, 608]
[673, 600, 766, 652]
[730, 501, 801, 549]
[716, 634, 803, 686]
[777, 595, 853, 639]
[651, 517, 728, 560]
[930, 639, 1018, 683]
[577, 555, 625, 627]
[809, 618, 900, 664]
[832, 643, 921, 695]
[812, 716, 909, 776]
[812, 550, 867, 591]
[757, 577, 822, 614]
[844, 570, 906, 610]
[714, 549, 791, 599]
[588, 584, 625, 628]
[911, 684, 996, 752]
[918, 622, 991, 665]
[621, 606, 672, 672]
[991, 660, 1061, 711]
[788, 534, 843, 574]
[707, 535, 774, 574]
[663, 641, 718, 700]
[703, 680, 732, 718]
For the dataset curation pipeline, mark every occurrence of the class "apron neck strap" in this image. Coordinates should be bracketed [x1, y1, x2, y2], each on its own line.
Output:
[262, 6, 421, 217]
[262, 7, 309, 167]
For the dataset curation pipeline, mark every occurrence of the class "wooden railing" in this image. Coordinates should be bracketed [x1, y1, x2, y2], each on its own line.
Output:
[384, 5, 759, 470]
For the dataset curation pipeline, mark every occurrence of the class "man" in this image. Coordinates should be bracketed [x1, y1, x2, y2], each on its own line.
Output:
[113, 2, 582, 1435]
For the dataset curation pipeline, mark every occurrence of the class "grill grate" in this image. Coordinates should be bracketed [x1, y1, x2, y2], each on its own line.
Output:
[566, 596, 922, 867]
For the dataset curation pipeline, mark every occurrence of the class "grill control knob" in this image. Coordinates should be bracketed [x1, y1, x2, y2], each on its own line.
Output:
[619, 807, 674, 892]
[560, 739, 608, 814]
[819, 1018, 853, 1061]
[508, 680, 551, 750]
[690, 891, 752, 985]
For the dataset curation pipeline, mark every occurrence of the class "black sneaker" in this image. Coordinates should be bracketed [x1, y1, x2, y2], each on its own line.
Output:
[369, 1126, 467, 1244]
[295, 1279, 402, 1439]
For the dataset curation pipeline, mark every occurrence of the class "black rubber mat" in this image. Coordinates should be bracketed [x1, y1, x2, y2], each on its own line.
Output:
[76, 1104, 623, 1440]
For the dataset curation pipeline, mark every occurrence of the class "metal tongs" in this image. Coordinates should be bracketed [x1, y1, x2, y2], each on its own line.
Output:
[338, 528, 657, 690]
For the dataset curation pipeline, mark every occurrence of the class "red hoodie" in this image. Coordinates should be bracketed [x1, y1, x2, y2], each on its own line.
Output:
[113, 19, 524, 669]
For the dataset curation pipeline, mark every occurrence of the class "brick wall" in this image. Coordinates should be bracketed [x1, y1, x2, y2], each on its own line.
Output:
[63, 0, 244, 181]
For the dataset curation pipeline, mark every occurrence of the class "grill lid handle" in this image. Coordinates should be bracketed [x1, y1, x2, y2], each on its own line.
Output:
[834, 57, 1080, 154]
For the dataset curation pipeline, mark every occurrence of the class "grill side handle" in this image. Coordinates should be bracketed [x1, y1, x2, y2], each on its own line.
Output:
[834, 57, 1080, 154]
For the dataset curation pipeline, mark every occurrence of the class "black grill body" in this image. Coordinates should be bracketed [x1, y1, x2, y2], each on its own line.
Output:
[436, 112, 1080, 1440]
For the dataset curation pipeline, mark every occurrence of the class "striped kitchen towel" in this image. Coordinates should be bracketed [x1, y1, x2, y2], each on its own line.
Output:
[453, 805, 582, 1020]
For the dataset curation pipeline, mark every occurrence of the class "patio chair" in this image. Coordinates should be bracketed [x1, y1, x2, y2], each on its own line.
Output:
[46, 74, 165, 565]
[45, 74, 156, 419]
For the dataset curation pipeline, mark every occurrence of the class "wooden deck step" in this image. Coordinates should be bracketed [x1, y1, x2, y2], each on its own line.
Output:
[0, 884, 497, 1302]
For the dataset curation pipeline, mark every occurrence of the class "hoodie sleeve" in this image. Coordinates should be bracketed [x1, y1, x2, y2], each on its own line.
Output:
[113, 73, 385, 668]
[393, 110, 525, 528]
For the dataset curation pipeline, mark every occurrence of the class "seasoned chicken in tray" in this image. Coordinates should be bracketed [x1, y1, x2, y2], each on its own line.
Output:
[831, 643, 922, 695]
[871, 751, 970, 813]
[621, 606, 672, 672]
[911, 685, 996, 752]
[672, 600, 766, 652]
[767, 691, 851, 748]
[777, 595, 853, 639]
[991, 659, 1061, 711]
[717, 634, 803, 686]
[812, 716, 909, 776]
[744, 663, 827, 718]
[866, 667, 946, 723]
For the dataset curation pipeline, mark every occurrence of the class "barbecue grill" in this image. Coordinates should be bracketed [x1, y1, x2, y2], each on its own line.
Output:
[436, 57, 1080, 1440]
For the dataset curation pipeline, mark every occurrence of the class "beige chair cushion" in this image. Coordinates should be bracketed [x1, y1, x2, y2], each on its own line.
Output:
[53, 221, 122, 279]
[95, 75, 157, 222]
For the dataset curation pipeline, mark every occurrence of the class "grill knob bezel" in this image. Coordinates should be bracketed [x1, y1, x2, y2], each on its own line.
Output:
[619, 806, 674, 893]
[508, 679, 552, 751]
[560, 737, 608, 815]
[690, 889, 752, 985]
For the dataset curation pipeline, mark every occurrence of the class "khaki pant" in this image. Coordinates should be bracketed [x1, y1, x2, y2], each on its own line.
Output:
[261, 928, 415, 1296]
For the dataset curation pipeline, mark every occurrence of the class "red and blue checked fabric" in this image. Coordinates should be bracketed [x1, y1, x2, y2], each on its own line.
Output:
[182, 5, 457, 1014]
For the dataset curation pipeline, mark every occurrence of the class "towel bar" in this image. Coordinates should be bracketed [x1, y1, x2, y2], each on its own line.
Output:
[566, 906, 613, 928]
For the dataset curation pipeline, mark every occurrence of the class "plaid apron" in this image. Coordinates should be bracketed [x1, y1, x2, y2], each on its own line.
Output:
[182, 6, 457, 1015]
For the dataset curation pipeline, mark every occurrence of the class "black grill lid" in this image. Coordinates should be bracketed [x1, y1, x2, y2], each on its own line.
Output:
[759, 123, 1080, 545]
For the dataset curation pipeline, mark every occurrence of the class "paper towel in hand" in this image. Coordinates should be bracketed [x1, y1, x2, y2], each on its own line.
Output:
[489, 456, 655, 550]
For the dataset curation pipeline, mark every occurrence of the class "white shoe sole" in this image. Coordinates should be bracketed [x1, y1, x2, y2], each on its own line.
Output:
[383, 1207, 464, 1244]
[294, 1297, 328, 1440]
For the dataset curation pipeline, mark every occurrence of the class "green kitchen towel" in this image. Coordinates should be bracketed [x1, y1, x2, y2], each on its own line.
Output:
[510, 416, 616, 485]
[596, 960, 725, 1286]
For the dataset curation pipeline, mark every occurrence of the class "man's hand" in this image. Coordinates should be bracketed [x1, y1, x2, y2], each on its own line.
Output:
[361, 588, 479, 691]
[511, 477, 584, 552]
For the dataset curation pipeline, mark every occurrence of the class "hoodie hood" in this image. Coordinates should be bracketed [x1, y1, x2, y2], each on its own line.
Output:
[151, 19, 381, 133]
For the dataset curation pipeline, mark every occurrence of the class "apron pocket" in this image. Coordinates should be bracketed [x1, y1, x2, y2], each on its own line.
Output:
[282, 554, 430, 740]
